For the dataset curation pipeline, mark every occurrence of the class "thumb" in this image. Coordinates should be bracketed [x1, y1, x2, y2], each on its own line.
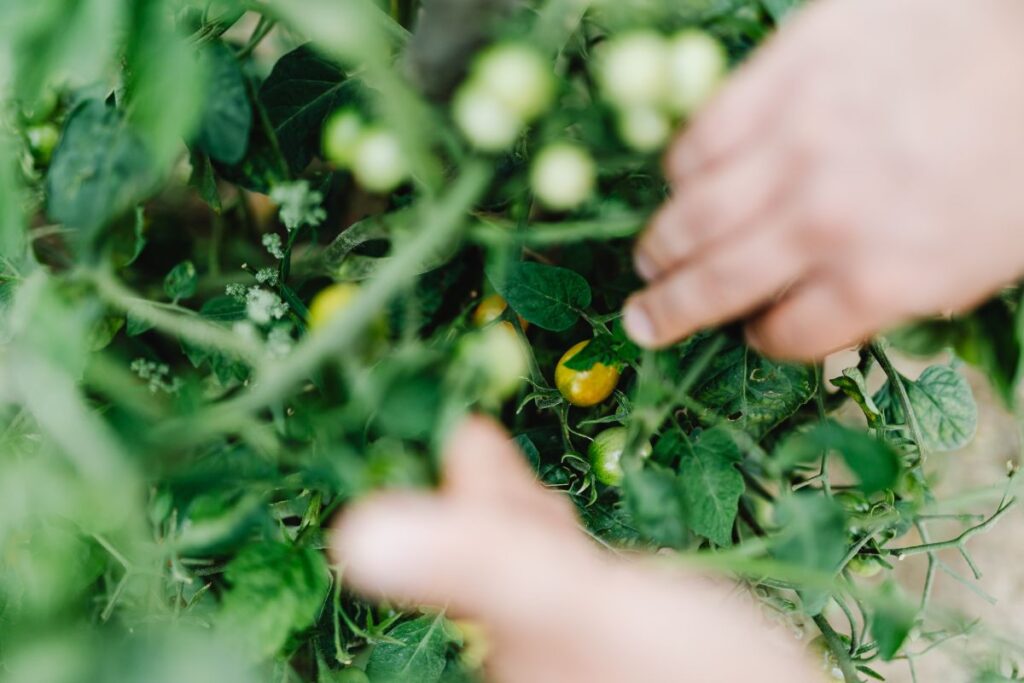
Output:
[442, 416, 576, 528]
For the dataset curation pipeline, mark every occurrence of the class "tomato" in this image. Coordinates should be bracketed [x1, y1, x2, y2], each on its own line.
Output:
[555, 340, 620, 407]
[530, 144, 596, 211]
[470, 43, 554, 120]
[616, 106, 671, 152]
[452, 618, 490, 670]
[846, 555, 883, 578]
[666, 30, 727, 116]
[323, 109, 364, 167]
[308, 283, 389, 339]
[27, 123, 60, 164]
[453, 86, 523, 152]
[351, 128, 408, 193]
[588, 426, 652, 486]
[334, 668, 370, 683]
[597, 31, 669, 108]
[456, 323, 529, 404]
[472, 294, 527, 331]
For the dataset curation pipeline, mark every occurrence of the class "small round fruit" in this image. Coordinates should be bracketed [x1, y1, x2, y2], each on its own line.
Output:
[27, 123, 60, 164]
[666, 30, 728, 116]
[471, 43, 554, 120]
[616, 106, 671, 152]
[530, 143, 596, 211]
[847, 555, 883, 578]
[597, 31, 669, 108]
[457, 323, 529, 403]
[453, 619, 491, 671]
[351, 128, 408, 193]
[589, 427, 653, 486]
[453, 86, 524, 152]
[472, 293, 528, 331]
[555, 340, 620, 407]
[308, 283, 388, 339]
[335, 669, 370, 683]
[323, 109, 364, 167]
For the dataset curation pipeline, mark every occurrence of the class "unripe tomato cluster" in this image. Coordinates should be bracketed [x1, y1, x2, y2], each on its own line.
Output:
[322, 109, 409, 193]
[596, 29, 727, 151]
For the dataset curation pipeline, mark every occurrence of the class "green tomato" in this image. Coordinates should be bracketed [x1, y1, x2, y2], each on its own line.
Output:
[616, 106, 671, 152]
[588, 427, 653, 487]
[351, 128, 408, 193]
[597, 31, 669, 108]
[27, 123, 60, 164]
[530, 143, 596, 211]
[470, 43, 554, 120]
[323, 109, 365, 167]
[334, 668, 370, 683]
[453, 85, 524, 152]
[456, 324, 529, 404]
[846, 555, 884, 578]
[666, 30, 728, 116]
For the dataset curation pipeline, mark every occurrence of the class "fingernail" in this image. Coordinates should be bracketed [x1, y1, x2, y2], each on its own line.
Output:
[633, 251, 657, 281]
[623, 300, 657, 347]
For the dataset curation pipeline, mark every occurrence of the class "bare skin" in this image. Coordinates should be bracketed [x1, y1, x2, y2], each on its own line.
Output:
[332, 417, 819, 683]
[625, 0, 1024, 360]
[333, 0, 1024, 679]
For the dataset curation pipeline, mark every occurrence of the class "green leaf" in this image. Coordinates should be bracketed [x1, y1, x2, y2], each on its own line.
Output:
[678, 428, 743, 547]
[954, 299, 1021, 409]
[512, 434, 541, 471]
[874, 365, 977, 452]
[830, 367, 882, 428]
[126, 309, 156, 337]
[365, 614, 458, 683]
[623, 461, 688, 547]
[772, 493, 846, 615]
[688, 336, 817, 440]
[195, 42, 252, 165]
[777, 421, 900, 495]
[216, 542, 330, 661]
[488, 261, 591, 332]
[188, 148, 223, 213]
[870, 582, 917, 660]
[46, 100, 156, 236]
[164, 261, 198, 302]
[761, 0, 803, 21]
[259, 44, 360, 175]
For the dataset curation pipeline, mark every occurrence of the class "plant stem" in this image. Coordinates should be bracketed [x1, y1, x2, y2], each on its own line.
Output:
[886, 498, 1016, 559]
[814, 614, 863, 683]
[868, 340, 927, 464]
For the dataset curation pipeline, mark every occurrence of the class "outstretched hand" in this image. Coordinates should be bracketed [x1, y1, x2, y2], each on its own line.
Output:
[333, 417, 818, 683]
[625, 0, 1024, 360]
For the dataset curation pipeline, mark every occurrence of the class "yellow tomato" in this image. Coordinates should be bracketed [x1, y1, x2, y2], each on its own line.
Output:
[472, 294, 527, 331]
[307, 283, 388, 339]
[555, 340, 620, 407]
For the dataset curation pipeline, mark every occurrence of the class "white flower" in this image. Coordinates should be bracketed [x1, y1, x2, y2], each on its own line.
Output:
[245, 288, 288, 325]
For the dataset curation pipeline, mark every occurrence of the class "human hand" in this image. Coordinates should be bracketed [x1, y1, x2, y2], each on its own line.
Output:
[332, 417, 817, 683]
[625, 0, 1024, 360]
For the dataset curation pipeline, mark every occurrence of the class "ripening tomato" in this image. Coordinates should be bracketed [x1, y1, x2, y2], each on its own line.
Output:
[469, 43, 554, 120]
[555, 340, 620, 407]
[530, 144, 596, 211]
[351, 128, 408, 193]
[666, 30, 727, 116]
[307, 283, 389, 339]
[616, 106, 671, 152]
[597, 31, 669, 108]
[323, 109, 364, 167]
[588, 426, 652, 486]
[472, 293, 528, 331]
[453, 86, 524, 152]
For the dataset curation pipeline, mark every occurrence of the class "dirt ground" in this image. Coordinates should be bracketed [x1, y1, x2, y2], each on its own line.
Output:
[855, 355, 1023, 682]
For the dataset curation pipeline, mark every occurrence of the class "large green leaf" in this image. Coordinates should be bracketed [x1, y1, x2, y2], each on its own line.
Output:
[870, 582, 917, 660]
[216, 542, 330, 661]
[677, 428, 743, 546]
[689, 336, 817, 440]
[623, 461, 688, 547]
[365, 614, 458, 683]
[195, 42, 252, 164]
[776, 421, 900, 495]
[772, 493, 846, 615]
[259, 44, 360, 175]
[874, 365, 977, 452]
[45, 100, 156, 235]
[488, 261, 591, 332]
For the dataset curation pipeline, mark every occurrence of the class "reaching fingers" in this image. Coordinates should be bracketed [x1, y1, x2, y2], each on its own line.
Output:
[744, 276, 881, 361]
[636, 136, 794, 281]
[624, 212, 807, 348]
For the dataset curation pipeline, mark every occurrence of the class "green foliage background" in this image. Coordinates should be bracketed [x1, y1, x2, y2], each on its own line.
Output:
[1, 1, 1023, 682]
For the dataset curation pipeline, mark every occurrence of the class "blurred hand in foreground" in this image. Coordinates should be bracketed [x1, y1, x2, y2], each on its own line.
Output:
[332, 416, 818, 683]
[625, 0, 1024, 360]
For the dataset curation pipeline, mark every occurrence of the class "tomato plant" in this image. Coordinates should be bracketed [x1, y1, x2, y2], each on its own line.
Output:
[0, 1, 1021, 682]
